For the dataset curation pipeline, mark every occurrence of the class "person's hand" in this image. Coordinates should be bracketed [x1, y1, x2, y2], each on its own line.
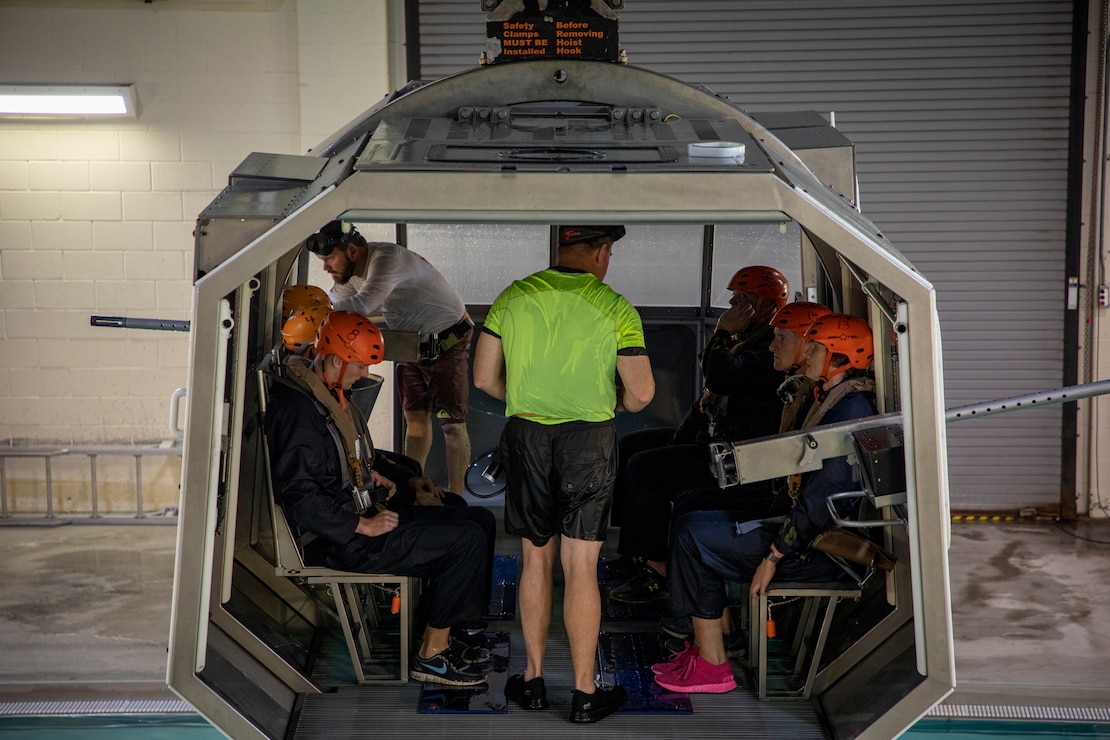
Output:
[696, 387, 715, 414]
[371, 470, 397, 500]
[410, 476, 446, 506]
[749, 557, 777, 598]
[357, 508, 399, 537]
[716, 302, 756, 335]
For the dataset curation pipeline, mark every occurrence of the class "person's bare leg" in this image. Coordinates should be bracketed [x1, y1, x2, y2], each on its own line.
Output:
[441, 421, 471, 494]
[520, 537, 556, 681]
[417, 625, 453, 659]
[692, 614, 728, 665]
[646, 558, 667, 578]
[403, 409, 432, 469]
[560, 535, 605, 693]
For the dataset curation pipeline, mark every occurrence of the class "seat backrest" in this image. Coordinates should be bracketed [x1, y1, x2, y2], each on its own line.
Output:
[256, 361, 314, 576]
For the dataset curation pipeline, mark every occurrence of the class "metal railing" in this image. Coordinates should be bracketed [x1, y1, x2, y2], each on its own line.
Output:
[0, 444, 181, 523]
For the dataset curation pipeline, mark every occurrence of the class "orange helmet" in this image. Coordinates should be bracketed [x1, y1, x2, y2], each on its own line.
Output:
[315, 310, 385, 366]
[281, 284, 331, 318]
[281, 305, 331, 351]
[803, 314, 874, 370]
[727, 266, 789, 311]
[772, 302, 832, 370]
[771, 302, 831, 335]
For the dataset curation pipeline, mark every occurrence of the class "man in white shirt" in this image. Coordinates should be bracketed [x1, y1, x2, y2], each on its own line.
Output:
[306, 221, 473, 494]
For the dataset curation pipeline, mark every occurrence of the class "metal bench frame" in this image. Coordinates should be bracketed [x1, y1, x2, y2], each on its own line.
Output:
[748, 579, 863, 699]
[268, 498, 417, 684]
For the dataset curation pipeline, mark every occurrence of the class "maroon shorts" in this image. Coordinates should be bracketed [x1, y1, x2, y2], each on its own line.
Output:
[395, 327, 471, 424]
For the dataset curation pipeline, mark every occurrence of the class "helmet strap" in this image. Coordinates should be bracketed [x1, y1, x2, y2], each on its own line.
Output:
[791, 339, 809, 370]
[334, 359, 349, 410]
[320, 355, 350, 410]
[817, 352, 834, 386]
[816, 355, 851, 392]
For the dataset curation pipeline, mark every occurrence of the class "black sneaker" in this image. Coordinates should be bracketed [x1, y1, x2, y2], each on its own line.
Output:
[662, 614, 745, 646]
[410, 650, 487, 686]
[569, 685, 627, 723]
[659, 615, 692, 639]
[663, 629, 747, 658]
[724, 627, 747, 656]
[608, 566, 667, 604]
[452, 619, 488, 637]
[604, 554, 645, 579]
[505, 674, 549, 710]
[449, 639, 491, 666]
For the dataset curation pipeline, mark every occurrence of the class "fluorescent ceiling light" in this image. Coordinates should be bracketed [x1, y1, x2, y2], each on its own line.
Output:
[0, 84, 139, 118]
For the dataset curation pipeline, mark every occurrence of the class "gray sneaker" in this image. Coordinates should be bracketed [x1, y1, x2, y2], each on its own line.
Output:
[410, 650, 487, 686]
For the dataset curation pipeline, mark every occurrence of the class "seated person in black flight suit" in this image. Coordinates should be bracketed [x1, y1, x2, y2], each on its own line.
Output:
[608, 266, 789, 604]
[264, 310, 494, 686]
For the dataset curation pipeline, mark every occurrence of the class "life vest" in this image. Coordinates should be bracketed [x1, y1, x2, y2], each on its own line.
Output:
[265, 351, 383, 512]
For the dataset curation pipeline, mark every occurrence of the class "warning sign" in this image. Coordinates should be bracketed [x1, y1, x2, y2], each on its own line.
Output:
[487, 15, 618, 62]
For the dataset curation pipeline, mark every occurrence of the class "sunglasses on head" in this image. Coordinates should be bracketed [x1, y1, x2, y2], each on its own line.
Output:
[305, 232, 343, 256]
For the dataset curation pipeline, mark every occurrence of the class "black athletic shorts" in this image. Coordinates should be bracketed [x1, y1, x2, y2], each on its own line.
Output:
[501, 416, 617, 546]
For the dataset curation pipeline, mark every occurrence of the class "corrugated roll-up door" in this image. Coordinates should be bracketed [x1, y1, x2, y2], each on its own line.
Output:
[415, 0, 1076, 512]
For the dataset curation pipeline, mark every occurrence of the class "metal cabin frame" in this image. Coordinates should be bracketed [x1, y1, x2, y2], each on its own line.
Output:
[167, 58, 955, 739]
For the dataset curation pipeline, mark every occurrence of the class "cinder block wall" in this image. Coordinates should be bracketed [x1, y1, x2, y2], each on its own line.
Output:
[0, 0, 393, 513]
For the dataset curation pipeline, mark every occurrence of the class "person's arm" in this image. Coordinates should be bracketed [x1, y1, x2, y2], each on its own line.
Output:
[355, 509, 399, 537]
[715, 302, 755, 335]
[409, 476, 446, 505]
[701, 334, 763, 395]
[473, 330, 507, 401]
[333, 248, 406, 317]
[616, 353, 654, 412]
[749, 542, 784, 597]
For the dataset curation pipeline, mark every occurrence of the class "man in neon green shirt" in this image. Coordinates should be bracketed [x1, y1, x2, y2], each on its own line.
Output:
[474, 225, 655, 723]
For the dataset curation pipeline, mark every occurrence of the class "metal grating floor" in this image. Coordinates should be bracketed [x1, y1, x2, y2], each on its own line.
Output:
[293, 630, 828, 740]
[292, 550, 829, 740]
[929, 704, 1110, 722]
[0, 698, 193, 715]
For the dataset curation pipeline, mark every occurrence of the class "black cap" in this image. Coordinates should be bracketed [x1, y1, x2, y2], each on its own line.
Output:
[558, 225, 626, 246]
[305, 220, 354, 256]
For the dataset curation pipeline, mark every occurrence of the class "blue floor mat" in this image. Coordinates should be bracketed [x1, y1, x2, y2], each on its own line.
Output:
[417, 631, 510, 714]
[598, 631, 693, 714]
[486, 554, 518, 621]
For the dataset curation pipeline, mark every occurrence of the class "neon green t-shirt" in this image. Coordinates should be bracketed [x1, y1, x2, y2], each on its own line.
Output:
[484, 267, 646, 424]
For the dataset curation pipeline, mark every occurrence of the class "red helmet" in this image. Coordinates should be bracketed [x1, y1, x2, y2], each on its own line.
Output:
[281, 284, 331, 318]
[803, 313, 874, 370]
[727, 266, 789, 311]
[281, 305, 331, 350]
[771, 302, 831, 335]
[315, 311, 385, 365]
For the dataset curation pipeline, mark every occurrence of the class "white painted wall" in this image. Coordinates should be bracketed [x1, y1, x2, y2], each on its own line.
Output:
[0, 0, 393, 447]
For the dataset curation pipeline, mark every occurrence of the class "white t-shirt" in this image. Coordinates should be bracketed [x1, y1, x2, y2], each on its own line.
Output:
[329, 242, 465, 333]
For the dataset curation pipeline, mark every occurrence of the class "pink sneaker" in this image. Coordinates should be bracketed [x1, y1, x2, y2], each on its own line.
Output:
[652, 641, 698, 677]
[654, 655, 736, 694]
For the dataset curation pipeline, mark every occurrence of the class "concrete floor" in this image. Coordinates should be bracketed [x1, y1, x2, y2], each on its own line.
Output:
[943, 517, 1110, 711]
[0, 517, 1108, 719]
